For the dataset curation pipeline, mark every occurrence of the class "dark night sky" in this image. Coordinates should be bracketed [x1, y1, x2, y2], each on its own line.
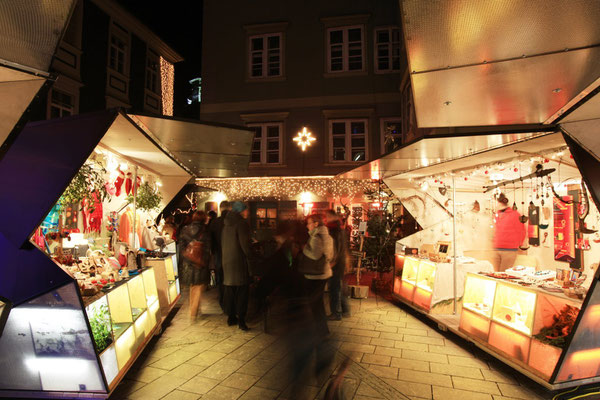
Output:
[116, 1, 204, 116]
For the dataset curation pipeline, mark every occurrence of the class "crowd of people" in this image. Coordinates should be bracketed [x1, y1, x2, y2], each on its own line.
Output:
[167, 200, 353, 388]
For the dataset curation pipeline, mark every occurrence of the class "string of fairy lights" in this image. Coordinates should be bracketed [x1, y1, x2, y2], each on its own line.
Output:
[160, 57, 174, 116]
[195, 176, 378, 201]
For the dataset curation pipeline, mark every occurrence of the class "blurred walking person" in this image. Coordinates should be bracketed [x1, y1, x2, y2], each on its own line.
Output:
[209, 201, 230, 310]
[222, 201, 253, 330]
[325, 210, 351, 321]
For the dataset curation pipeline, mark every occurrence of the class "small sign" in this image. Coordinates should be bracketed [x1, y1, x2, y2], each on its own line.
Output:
[357, 221, 367, 235]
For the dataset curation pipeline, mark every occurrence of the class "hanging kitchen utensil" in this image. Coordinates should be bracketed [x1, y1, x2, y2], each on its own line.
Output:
[519, 177, 529, 224]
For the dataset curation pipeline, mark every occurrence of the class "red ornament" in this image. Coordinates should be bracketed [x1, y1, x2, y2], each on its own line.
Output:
[514, 168, 518, 172]
[434, 179, 438, 183]
[464, 177, 468, 181]
[544, 158, 550, 163]
[484, 170, 489, 174]
[570, 154, 574, 159]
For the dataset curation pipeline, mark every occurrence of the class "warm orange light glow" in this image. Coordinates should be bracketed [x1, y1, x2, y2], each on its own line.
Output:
[585, 305, 600, 322]
[370, 163, 380, 180]
[293, 127, 316, 151]
[460, 309, 491, 341]
[488, 322, 530, 362]
[570, 348, 600, 363]
[414, 287, 432, 310]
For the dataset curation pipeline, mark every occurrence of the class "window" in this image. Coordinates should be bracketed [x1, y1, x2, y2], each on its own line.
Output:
[327, 26, 364, 72]
[374, 27, 401, 72]
[329, 119, 368, 162]
[249, 123, 282, 164]
[249, 33, 281, 78]
[49, 89, 74, 118]
[109, 35, 127, 74]
[381, 118, 403, 154]
[145, 50, 159, 94]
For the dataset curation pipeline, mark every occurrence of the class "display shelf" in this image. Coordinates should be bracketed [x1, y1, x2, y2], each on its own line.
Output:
[491, 282, 537, 336]
[462, 273, 497, 319]
[85, 296, 113, 354]
[416, 259, 436, 292]
[114, 324, 136, 370]
[165, 256, 176, 281]
[127, 274, 147, 322]
[142, 268, 159, 306]
[100, 344, 119, 387]
[401, 256, 419, 285]
[168, 282, 178, 304]
[106, 283, 133, 342]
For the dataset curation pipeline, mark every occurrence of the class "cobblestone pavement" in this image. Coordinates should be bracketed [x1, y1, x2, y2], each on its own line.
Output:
[110, 288, 556, 400]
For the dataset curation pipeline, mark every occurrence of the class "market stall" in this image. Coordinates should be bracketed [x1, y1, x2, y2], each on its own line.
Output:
[0, 109, 253, 399]
[339, 129, 600, 389]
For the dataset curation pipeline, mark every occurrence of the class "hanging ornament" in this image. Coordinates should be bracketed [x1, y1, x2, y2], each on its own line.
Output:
[514, 167, 518, 172]
[485, 170, 489, 174]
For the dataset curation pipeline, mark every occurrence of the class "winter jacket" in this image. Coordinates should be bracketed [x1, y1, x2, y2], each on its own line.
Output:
[179, 221, 211, 267]
[221, 211, 252, 286]
[493, 207, 526, 249]
[303, 225, 334, 280]
[327, 221, 349, 277]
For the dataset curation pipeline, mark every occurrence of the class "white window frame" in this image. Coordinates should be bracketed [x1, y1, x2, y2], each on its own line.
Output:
[48, 88, 75, 119]
[248, 33, 282, 79]
[108, 25, 129, 76]
[326, 25, 365, 73]
[380, 118, 403, 154]
[329, 118, 368, 163]
[374, 27, 402, 73]
[248, 122, 283, 164]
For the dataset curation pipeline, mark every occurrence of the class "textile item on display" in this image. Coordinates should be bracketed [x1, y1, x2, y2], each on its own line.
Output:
[114, 168, 125, 197]
[118, 209, 142, 247]
[82, 192, 103, 234]
[125, 173, 141, 196]
[40, 204, 61, 234]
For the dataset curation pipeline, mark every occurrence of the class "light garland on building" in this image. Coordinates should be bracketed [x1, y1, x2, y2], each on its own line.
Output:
[160, 57, 174, 116]
[195, 176, 378, 201]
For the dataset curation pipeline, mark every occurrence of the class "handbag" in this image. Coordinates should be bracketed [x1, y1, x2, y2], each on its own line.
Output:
[183, 240, 205, 268]
[298, 253, 327, 275]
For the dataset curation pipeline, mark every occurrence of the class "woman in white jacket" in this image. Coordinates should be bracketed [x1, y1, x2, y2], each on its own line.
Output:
[302, 214, 334, 338]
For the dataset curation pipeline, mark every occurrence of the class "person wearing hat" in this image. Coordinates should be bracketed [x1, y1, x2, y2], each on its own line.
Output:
[492, 193, 526, 271]
[221, 201, 253, 330]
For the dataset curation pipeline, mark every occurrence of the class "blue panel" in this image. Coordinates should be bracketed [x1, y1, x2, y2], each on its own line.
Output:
[0, 231, 72, 305]
[0, 110, 118, 248]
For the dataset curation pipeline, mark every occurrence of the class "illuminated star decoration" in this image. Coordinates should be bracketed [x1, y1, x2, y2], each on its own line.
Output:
[293, 127, 316, 151]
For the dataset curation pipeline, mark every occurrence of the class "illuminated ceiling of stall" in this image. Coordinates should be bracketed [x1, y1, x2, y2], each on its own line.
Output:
[128, 114, 254, 178]
[401, 0, 600, 128]
[337, 131, 554, 180]
[0, 0, 77, 148]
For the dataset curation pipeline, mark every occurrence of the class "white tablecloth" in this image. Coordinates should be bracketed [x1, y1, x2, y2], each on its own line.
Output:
[431, 260, 494, 306]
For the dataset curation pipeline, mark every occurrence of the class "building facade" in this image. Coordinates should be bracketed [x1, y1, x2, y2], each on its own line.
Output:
[33, 0, 182, 121]
[200, 0, 416, 178]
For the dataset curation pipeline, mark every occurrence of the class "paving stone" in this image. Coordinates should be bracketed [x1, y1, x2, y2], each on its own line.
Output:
[397, 327, 430, 336]
[391, 357, 429, 372]
[226, 344, 264, 361]
[375, 324, 398, 333]
[394, 368, 453, 388]
[403, 335, 445, 346]
[147, 346, 180, 359]
[180, 340, 218, 354]
[380, 332, 405, 341]
[428, 344, 473, 357]
[201, 384, 245, 400]
[128, 366, 168, 383]
[371, 337, 396, 348]
[187, 350, 227, 367]
[166, 363, 205, 380]
[394, 340, 429, 352]
[375, 346, 403, 358]
[339, 334, 375, 344]
[350, 328, 382, 337]
[178, 375, 220, 395]
[384, 320, 408, 327]
[237, 357, 277, 377]
[362, 353, 392, 366]
[429, 362, 483, 379]
[402, 349, 448, 364]
[452, 377, 501, 395]
[367, 364, 399, 379]
[426, 329, 446, 339]
[340, 342, 375, 354]
[497, 383, 546, 399]
[480, 369, 517, 384]
[356, 381, 386, 398]
[384, 378, 432, 399]
[221, 372, 260, 391]
[160, 389, 201, 400]
[211, 338, 246, 353]
[199, 358, 246, 380]
[433, 386, 493, 400]
[238, 386, 280, 400]
[448, 355, 489, 369]
[150, 350, 198, 370]
[127, 374, 187, 399]
[111, 379, 147, 399]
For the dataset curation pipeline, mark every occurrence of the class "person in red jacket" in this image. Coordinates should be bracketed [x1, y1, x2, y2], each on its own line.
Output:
[492, 193, 526, 271]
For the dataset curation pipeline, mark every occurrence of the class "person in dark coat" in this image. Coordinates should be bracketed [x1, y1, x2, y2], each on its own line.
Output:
[221, 201, 253, 330]
[325, 210, 351, 320]
[178, 211, 211, 319]
[209, 201, 230, 310]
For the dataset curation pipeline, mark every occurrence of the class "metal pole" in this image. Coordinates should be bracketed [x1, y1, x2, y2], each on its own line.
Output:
[452, 175, 457, 314]
[132, 166, 138, 249]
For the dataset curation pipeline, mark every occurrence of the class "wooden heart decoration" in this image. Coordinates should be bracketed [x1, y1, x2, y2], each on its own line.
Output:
[439, 186, 447, 196]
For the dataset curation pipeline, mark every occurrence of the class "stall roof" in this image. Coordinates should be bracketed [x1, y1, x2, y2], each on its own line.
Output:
[401, 0, 600, 128]
[128, 114, 255, 178]
[337, 131, 555, 180]
[0, 0, 77, 149]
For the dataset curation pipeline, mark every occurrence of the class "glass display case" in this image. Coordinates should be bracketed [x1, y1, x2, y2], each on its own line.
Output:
[393, 254, 404, 295]
[85, 296, 113, 354]
[492, 282, 537, 336]
[402, 256, 419, 285]
[106, 283, 133, 340]
[416, 260, 436, 292]
[127, 274, 147, 321]
[462, 274, 496, 319]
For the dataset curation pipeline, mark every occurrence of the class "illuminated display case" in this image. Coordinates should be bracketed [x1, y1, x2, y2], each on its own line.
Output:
[395, 257, 435, 311]
[460, 274, 497, 341]
[393, 254, 405, 295]
[416, 260, 436, 292]
[127, 274, 147, 321]
[491, 282, 537, 336]
[146, 255, 181, 317]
